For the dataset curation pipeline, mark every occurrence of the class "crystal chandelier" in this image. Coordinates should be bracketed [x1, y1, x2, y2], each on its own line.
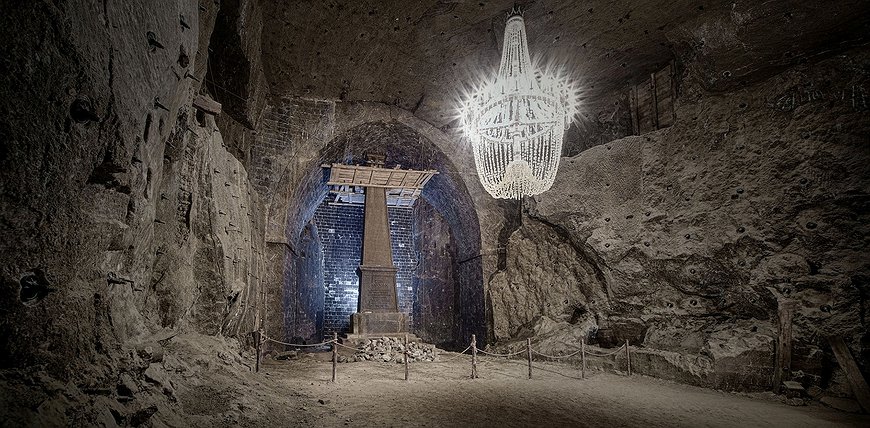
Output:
[460, 11, 577, 199]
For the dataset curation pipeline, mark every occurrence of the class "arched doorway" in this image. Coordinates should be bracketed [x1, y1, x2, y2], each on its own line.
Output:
[279, 120, 484, 349]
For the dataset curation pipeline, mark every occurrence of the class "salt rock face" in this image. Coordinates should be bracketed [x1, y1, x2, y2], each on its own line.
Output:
[0, 0, 266, 384]
[489, 48, 870, 391]
[488, 219, 608, 341]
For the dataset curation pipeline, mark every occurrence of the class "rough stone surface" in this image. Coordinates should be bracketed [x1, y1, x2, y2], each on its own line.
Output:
[1, 1, 869, 424]
[0, 1, 266, 423]
[488, 48, 870, 392]
[820, 396, 863, 413]
[260, 1, 870, 128]
[346, 337, 437, 363]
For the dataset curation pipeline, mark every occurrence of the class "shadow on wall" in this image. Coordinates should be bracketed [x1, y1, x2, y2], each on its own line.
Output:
[282, 220, 324, 344]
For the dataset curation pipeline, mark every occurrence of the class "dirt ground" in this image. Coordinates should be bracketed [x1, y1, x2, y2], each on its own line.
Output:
[9, 334, 861, 427]
[180, 345, 870, 428]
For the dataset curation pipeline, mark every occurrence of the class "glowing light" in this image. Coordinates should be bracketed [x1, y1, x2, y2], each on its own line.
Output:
[460, 12, 578, 199]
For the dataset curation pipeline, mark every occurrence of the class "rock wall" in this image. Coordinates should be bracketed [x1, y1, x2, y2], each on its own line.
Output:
[490, 47, 870, 393]
[0, 1, 268, 422]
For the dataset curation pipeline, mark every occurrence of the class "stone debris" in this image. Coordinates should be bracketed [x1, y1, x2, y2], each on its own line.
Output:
[275, 350, 299, 360]
[820, 396, 862, 413]
[344, 337, 437, 363]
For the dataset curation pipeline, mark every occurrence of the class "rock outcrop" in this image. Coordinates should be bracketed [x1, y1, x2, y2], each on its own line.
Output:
[489, 47, 870, 392]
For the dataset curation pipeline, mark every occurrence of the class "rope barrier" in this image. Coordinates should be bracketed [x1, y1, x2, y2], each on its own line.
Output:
[478, 348, 526, 357]
[499, 358, 588, 381]
[263, 336, 334, 348]
[531, 348, 584, 359]
[256, 332, 632, 383]
[583, 344, 625, 357]
[431, 345, 472, 364]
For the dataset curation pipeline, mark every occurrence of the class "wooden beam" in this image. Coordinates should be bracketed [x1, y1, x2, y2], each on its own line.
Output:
[669, 60, 677, 126]
[630, 85, 639, 135]
[650, 72, 659, 130]
[773, 299, 796, 393]
[325, 163, 438, 190]
[829, 336, 870, 412]
[193, 95, 222, 115]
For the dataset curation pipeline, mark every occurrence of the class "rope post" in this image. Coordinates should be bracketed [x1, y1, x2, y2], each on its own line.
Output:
[471, 334, 478, 379]
[527, 338, 532, 380]
[581, 338, 586, 379]
[253, 330, 261, 373]
[626, 339, 631, 376]
[332, 332, 338, 383]
[404, 333, 409, 382]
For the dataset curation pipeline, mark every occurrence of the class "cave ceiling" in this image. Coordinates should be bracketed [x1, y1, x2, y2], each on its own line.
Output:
[262, 0, 870, 128]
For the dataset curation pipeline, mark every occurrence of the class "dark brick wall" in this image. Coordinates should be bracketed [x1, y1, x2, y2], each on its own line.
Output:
[313, 200, 416, 336]
[285, 221, 324, 343]
[251, 100, 334, 202]
[390, 207, 415, 322]
[412, 200, 458, 347]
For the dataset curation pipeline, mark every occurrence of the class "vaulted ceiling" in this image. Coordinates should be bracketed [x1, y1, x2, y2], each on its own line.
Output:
[261, 0, 870, 128]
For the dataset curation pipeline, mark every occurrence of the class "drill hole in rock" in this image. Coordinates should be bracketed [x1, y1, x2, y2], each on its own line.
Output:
[70, 98, 99, 123]
[196, 109, 206, 127]
[19, 269, 52, 306]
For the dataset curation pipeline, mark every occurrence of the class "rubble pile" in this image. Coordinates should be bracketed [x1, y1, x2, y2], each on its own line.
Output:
[341, 337, 437, 363]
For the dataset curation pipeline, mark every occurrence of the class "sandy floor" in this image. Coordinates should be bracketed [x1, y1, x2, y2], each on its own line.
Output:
[4, 335, 866, 427]
[188, 350, 870, 428]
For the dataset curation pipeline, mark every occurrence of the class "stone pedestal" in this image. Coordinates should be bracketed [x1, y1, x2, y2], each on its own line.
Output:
[349, 186, 408, 338]
[358, 265, 398, 311]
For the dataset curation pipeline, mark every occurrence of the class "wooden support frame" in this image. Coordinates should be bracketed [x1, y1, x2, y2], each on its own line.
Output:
[324, 163, 438, 189]
[193, 95, 222, 115]
[829, 336, 870, 412]
[630, 61, 677, 135]
[323, 163, 438, 208]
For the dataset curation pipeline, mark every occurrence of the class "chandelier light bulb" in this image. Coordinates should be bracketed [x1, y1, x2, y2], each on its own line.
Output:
[460, 12, 578, 199]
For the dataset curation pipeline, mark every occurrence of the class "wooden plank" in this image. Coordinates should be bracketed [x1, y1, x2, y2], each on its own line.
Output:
[629, 62, 677, 134]
[671, 60, 677, 123]
[773, 299, 796, 393]
[829, 336, 870, 412]
[635, 84, 655, 134]
[655, 65, 674, 128]
[650, 72, 659, 130]
[325, 164, 438, 190]
[630, 86, 639, 135]
[193, 95, 222, 115]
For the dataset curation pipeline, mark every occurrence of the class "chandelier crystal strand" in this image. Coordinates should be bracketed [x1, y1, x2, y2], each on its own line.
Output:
[461, 12, 577, 199]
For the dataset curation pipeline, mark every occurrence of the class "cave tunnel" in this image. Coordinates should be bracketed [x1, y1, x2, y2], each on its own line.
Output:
[1, 0, 869, 426]
[281, 121, 484, 349]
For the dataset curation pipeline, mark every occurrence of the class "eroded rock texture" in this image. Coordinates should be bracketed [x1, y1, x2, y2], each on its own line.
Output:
[489, 48, 870, 392]
[0, 1, 267, 424]
[1, 0, 868, 424]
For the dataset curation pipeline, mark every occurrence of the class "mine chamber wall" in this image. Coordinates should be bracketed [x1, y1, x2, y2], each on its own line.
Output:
[487, 45, 870, 393]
